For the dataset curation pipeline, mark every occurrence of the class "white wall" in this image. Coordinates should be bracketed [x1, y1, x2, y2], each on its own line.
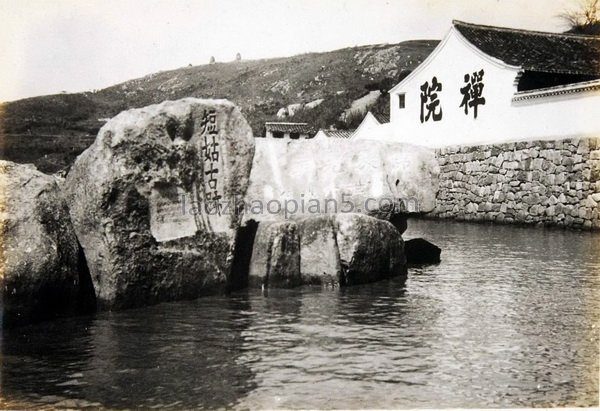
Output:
[313, 130, 330, 140]
[353, 122, 393, 142]
[244, 138, 440, 222]
[389, 27, 600, 147]
[352, 112, 380, 140]
[509, 90, 600, 142]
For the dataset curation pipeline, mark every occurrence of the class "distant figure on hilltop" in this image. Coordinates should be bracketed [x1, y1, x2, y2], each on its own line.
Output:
[235, 52, 241, 62]
[209, 56, 216, 64]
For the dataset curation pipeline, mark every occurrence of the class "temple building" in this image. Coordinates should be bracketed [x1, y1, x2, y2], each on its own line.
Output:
[263, 122, 313, 139]
[379, 20, 600, 147]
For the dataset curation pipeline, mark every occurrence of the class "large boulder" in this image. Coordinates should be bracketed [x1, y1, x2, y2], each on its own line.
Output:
[334, 213, 406, 285]
[248, 221, 301, 288]
[248, 213, 406, 288]
[0, 161, 94, 327]
[244, 139, 439, 231]
[63, 98, 254, 309]
[297, 215, 340, 284]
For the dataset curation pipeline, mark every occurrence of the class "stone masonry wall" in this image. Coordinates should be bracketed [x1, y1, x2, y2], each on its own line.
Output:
[430, 137, 600, 230]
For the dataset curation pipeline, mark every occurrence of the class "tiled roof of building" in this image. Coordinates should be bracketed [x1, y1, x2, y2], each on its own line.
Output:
[321, 129, 355, 139]
[265, 122, 312, 134]
[372, 112, 390, 124]
[453, 20, 600, 76]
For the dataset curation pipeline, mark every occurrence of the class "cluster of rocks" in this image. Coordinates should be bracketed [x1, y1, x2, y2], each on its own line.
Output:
[242, 137, 440, 288]
[0, 98, 440, 328]
[432, 138, 600, 229]
[248, 214, 406, 288]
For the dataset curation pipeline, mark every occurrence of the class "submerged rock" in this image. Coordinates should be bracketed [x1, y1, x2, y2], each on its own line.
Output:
[249, 213, 406, 288]
[297, 215, 340, 284]
[0, 161, 94, 327]
[63, 98, 254, 309]
[404, 238, 441, 264]
[249, 221, 302, 288]
[244, 139, 439, 227]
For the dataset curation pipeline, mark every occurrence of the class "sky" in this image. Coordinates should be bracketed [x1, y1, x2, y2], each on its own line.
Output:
[0, 0, 577, 102]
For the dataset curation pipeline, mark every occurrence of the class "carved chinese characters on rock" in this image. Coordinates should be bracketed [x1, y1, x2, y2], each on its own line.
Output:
[460, 69, 486, 119]
[200, 109, 222, 216]
[420, 76, 443, 123]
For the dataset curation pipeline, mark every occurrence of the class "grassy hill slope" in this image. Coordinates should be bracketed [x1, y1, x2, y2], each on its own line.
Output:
[0, 40, 438, 172]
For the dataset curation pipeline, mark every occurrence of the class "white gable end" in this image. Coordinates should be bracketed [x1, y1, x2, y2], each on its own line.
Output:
[390, 27, 519, 147]
[389, 26, 600, 147]
[353, 112, 380, 140]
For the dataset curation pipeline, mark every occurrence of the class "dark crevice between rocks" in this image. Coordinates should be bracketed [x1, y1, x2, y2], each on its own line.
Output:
[264, 228, 273, 289]
[228, 219, 258, 292]
[389, 214, 408, 235]
[330, 222, 347, 287]
[76, 239, 97, 314]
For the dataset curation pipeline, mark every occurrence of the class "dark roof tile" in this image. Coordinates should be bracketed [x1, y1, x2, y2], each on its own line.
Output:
[453, 20, 600, 76]
[265, 122, 312, 134]
[372, 112, 390, 124]
[321, 129, 355, 139]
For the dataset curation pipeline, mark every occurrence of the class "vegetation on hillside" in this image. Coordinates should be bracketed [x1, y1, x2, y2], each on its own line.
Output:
[0, 40, 438, 172]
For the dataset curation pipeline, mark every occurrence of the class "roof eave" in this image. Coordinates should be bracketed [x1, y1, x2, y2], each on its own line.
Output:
[512, 78, 600, 102]
[452, 19, 600, 40]
[521, 66, 600, 77]
[452, 25, 522, 71]
[389, 24, 521, 95]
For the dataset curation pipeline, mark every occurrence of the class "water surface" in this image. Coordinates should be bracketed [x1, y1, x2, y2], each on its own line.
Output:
[1, 219, 598, 408]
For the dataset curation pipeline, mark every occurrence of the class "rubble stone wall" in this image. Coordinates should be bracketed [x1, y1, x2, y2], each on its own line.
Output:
[430, 137, 600, 230]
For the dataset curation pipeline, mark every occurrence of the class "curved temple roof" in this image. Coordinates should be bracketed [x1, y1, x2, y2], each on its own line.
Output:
[265, 122, 312, 134]
[453, 20, 600, 76]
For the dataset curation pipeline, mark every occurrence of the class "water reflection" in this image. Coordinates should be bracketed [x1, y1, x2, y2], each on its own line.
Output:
[1, 219, 598, 408]
[1, 297, 258, 409]
[1, 315, 97, 408]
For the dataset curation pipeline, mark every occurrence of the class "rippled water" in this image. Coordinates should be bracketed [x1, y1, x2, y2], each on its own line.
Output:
[1, 219, 599, 409]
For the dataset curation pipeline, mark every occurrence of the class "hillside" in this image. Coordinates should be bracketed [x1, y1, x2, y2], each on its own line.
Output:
[0, 40, 438, 172]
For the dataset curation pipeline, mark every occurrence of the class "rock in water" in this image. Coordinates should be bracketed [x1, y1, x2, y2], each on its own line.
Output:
[334, 213, 406, 285]
[249, 214, 406, 288]
[297, 215, 340, 284]
[0, 161, 92, 327]
[404, 238, 441, 264]
[64, 98, 255, 309]
[268, 222, 302, 287]
[248, 221, 302, 288]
